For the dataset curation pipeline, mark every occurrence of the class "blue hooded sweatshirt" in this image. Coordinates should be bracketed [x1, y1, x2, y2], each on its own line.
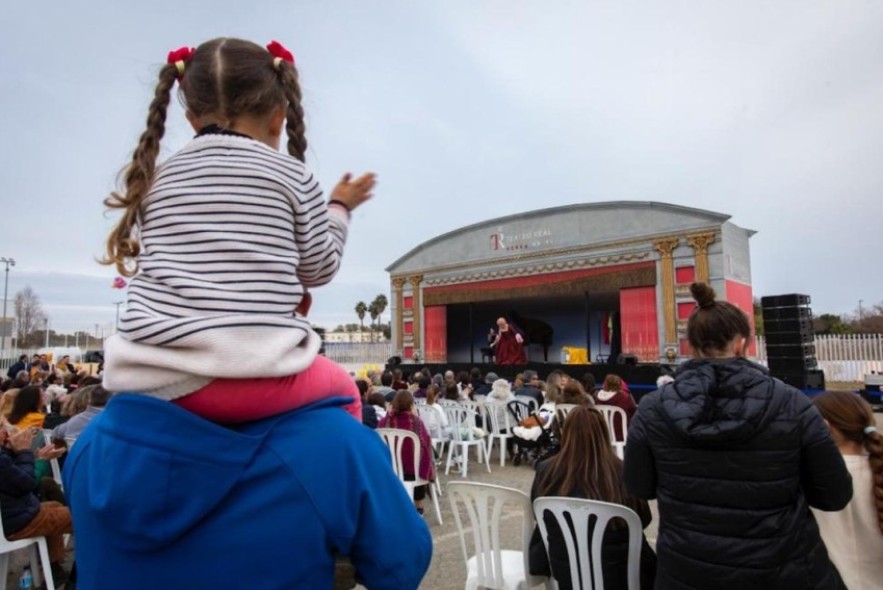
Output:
[63, 394, 432, 589]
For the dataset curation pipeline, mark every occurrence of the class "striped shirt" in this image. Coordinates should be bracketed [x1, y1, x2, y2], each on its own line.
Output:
[104, 134, 349, 400]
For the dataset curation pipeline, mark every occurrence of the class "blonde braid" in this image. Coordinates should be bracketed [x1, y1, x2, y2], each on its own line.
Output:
[277, 62, 307, 162]
[101, 64, 178, 276]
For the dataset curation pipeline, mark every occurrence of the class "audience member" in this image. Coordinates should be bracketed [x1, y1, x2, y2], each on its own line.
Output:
[594, 374, 636, 440]
[413, 375, 431, 399]
[375, 371, 396, 402]
[514, 370, 544, 408]
[356, 378, 377, 429]
[560, 380, 594, 407]
[367, 393, 389, 421]
[474, 372, 496, 398]
[0, 426, 73, 586]
[529, 406, 656, 589]
[423, 384, 451, 440]
[52, 385, 111, 442]
[811, 391, 883, 588]
[455, 371, 472, 399]
[6, 354, 28, 380]
[624, 282, 852, 589]
[378, 391, 435, 515]
[8, 386, 46, 429]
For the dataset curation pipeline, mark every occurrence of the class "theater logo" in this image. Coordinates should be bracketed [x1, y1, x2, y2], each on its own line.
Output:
[490, 229, 553, 251]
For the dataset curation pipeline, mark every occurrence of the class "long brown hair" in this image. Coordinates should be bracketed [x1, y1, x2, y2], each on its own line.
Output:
[8, 386, 42, 425]
[813, 391, 883, 532]
[537, 406, 628, 505]
[102, 37, 308, 276]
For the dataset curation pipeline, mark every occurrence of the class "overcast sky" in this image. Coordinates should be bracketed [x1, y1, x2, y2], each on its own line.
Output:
[0, 1, 881, 336]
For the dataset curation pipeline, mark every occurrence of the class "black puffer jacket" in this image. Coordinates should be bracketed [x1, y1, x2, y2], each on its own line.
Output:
[624, 358, 852, 590]
[0, 447, 40, 536]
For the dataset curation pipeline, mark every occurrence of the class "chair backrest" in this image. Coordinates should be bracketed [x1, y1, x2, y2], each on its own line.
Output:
[444, 406, 481, 442]
[375, 428, 420, 483]
[448, 482, 538, 589]
[507, 399, 532, 424]
[515, 395, 539, 413]
[484, 400, 511, 432]
[415, 405, 443, 439]
[595, 405, 628, 456]
[438, 399, 459, 408]
[533, 497, 643, 590]
[555, 403, 578, 427]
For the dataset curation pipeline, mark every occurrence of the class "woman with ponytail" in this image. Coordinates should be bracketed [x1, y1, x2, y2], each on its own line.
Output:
[812, 392, 883, 588]
[64, 38, 431, 589]
[624, 282, 852, 589]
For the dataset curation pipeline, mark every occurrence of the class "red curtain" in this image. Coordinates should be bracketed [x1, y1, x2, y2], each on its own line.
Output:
[620, 287, 660, 362]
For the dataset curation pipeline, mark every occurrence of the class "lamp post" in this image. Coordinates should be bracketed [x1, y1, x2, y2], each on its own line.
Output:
[0, 257, 15, 364]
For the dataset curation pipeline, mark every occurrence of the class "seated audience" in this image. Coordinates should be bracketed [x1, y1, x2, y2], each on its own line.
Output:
[378, 391, 435, 515]
[581, 373, 597, 396]
[811, 391, 883, 588]
[529, 406, 656, 589]
[51, 384, 109, 443]
[375, 371, 396, 403]
[367, 393, 389, 421]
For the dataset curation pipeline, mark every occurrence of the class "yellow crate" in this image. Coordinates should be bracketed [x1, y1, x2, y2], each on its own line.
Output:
[561, 347, 588, 365]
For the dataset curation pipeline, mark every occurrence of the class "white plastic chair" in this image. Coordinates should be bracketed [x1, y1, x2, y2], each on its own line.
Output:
[555, 404, 577, 421]
[39, 430, 64, 492]
[376, 428, 443, 525]
[0, 499, 55, 590]
[484, 401, 514, 467]
[595, 405, 628, 459]
[444, 407, 491, 477]
[533, 497, 643, 590]
[447, 482, 549, 590]
[514, 395, 539, 414]
[415, 405, 448, 497]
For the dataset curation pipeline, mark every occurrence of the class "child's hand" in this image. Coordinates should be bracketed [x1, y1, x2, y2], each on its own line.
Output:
[330, 172, 376, 212]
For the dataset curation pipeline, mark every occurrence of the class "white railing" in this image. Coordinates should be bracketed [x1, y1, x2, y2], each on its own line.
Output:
[756, 334, 883, 382]
[322, 342, 395, 366]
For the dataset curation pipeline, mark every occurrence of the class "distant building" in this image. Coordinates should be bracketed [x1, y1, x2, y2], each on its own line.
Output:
[324, 330, 387, 344]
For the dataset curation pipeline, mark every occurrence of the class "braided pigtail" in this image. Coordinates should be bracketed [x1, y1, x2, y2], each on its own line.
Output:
[865, 428, 883, 533]
[101, 63, 179, 277]
[277, 62, 307, 162]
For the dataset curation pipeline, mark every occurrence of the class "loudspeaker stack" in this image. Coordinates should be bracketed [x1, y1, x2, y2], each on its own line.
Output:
[761, 294, 825, 390]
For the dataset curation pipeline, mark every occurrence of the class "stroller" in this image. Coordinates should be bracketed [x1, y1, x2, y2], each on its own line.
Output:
[506, 400, 559, 466]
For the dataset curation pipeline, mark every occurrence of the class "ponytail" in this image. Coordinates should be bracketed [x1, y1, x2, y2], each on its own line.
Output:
[101, 63, 179, 276]
[814, 391, 883, 533]
[277, 62, 307, 162]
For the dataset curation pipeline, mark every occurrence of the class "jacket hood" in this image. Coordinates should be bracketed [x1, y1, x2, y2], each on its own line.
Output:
[67, 393, 347, 551]
[660, 358, 782, 444]
[596, 389, 619, 402]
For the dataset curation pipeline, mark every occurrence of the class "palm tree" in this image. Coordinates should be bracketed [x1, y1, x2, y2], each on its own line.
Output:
[368, 302, 380, 342]
[372, 294, 388, 326]
[355, 301, 367, 341]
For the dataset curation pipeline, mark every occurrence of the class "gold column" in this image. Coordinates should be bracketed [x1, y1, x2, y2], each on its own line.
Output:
[653, 237, 680, 344]
[408, 275, 423, 351]
[686, 232, 715, 283]
[391, 277, 406, 352]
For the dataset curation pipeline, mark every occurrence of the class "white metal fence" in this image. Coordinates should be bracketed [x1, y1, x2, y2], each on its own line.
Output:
[756, 334, 883, 382]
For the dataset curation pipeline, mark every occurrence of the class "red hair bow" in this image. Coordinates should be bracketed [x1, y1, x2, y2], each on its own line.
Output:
[167, 46, 195, 65]
[266, 40, 295, 65]
[167, 46, 195, 79]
